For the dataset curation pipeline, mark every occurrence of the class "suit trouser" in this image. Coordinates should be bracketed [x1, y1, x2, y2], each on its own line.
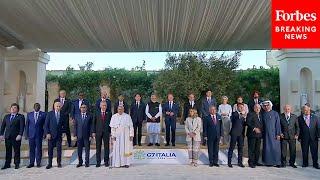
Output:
[207, 137, 219, 164]
[165, 118, 176, 144]
[281, 139, 296, 165]
[247, 137, 261, 165]
[4, 138, 21, 166]
[133, 122, 142, 145]
[29, 137, 43, 165]
[228, 135, 244, 164]
[77, 138, 90, 165]
[48, 138, 62, 165]
[301, 138, 318, 166]
[65, 121, 72, 147]
[96, 131, 109, 165]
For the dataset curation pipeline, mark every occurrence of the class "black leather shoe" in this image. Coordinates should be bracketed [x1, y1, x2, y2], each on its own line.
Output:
[36, 164, 41, 168]
[249, 165, 256, 168]
[302, 164, 308, 168]
[46, 165, 52, 169]
[85, 164, 89, 167]
[96, 164, 101, 167]
[209, 163, 214, 167]
[57, 164, 62, 168]
[213, 164, 219, 167]
[256, 163, 263, 166]
[275, 165, 281, 168]
[105, 162, 109, 167]
[238, 163, 245, 168]
[165, 143, 170, 146]
[138, 143, 142, 146]
[228, 164, 233, 168]
[124, 165, 129, 168]
[14, 165, 19, 169]
[313, 165, 320, 169]
[76, 164, 82, 168]
[290, 164, 297, 168]
[147, 143, 153, 146]
[1, 165, 10, 170]
[172, 144, 175, 146]
[155, 143, 160, 146]
[27, 164, 34, 168]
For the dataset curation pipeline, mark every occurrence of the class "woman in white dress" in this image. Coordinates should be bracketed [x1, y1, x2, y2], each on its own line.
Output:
[185, 108, 202, 167]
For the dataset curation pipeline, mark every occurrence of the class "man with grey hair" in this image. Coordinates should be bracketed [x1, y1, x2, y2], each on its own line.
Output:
[261, 100, 281, 167]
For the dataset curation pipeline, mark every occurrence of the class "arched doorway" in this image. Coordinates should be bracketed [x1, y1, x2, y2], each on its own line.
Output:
[300, 67, 312, 107]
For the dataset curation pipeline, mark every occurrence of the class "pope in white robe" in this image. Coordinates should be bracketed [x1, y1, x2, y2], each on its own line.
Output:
[110, 106, 134, 168]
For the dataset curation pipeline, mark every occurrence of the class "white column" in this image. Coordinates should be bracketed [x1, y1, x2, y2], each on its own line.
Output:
[4, 48, 50, 113]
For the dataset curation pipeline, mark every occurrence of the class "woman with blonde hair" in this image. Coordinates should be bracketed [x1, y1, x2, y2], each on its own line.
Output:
[185, 108, 202, 166]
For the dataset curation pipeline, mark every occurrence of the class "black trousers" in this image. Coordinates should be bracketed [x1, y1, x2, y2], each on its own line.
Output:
[4, 138, 21, 166]
[165, 118, 176, 144]
[77, 138, 90, 165]
[207, 137, 219, 164]
[133, 123, 142, 145]
[96, 132, 109, 165]
[48, 138, 62, 165]
[301, 138, 318, 166]
[65, 122, 72, 147]
[247, 137, 261, 166]
[228, 135, 244, 164]
[281, 139, 296, 165]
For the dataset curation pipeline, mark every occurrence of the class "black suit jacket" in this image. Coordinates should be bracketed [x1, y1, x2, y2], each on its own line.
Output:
[44, 111, 67, 140]
[298, 114, 320, 141]
[114, 101, 129, 114]
[183, 101, 201, 121]
[53, 97, 72, 117]
[230, 112, 246, 136]
[0, 113, 25, 139]
[203, 114, 223, 141]
[130, 101, 146, 124]
[92, 111, 112, 136]
[280, 113, 299, 140]
[246, 112, 263, 138]
[248, 98, 263, 112]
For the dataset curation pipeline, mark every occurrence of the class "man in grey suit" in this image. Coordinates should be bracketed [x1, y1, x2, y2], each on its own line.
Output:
[201, 90, 217, 145]
[280, 105, 299, 168]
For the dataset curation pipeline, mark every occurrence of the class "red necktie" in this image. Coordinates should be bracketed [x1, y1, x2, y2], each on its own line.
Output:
[212, 115, 216, 125]
[101, 112, 106, 123]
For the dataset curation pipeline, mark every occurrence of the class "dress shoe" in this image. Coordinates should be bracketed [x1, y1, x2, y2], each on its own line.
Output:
[275, 165, 281, 168]
[57, 164, 62, 168]
[249, 165, 256, 168]
[124, 165, 129, 168]
[313, 165, 320, 169]
[27, 164, 34, 168]
[256, 163, 263, 166]
[228, 164, 233, 168]
[76, 164, 82, 168]
[155, 143, 160, 146]
[165, 143, 170, 146]
[85, 164, 89, 167]
[138, 143, 142, 146]
[96, 164, 101, 167]
[238, 163, 245, 168]
[172, 144, 175, 146]
[302, 164, 308, 168]
[105, 162, 109, 167]
[209, 163, 214, 167]
[281, 164, 286, 168]
[14, 165, 19, 169]
[290, 164, 297, 168]
[147, 143, 153, 146]
[213, 164, 219, 167]
[1, 165, 10, 170]
[36, 164, 41, 168]
[46, 165, 52, 169]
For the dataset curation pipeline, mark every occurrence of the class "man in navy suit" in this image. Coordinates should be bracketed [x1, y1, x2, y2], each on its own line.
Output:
[298, 105, 320, 169]
[53, 90, 72, 147]
[163, 93, 179, 146]
[0, 103, 25, 170]
[248, 91, 263, 113]
[73, 103, 93, 167]
[114, 94, 129, 114]
[71, 92, 90, 119]
[45, 102, 67, 169]
[203, 105, 223, 167]
[25, 103, 46, 168]
[95, 91, 112, 113]
[228, 103, 246, 168]
[201, 90, 217, 145]
[130, 93, 146, 146]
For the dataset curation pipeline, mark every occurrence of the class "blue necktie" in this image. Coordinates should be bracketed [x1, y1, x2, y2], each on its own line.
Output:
[56, 112, 60, 124]
[10, 114, 15, 122]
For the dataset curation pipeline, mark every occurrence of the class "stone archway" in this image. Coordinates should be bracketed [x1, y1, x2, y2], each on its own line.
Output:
[300, 67, 312, 107]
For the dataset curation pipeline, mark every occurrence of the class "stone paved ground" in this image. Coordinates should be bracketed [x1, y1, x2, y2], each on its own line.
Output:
[0, 164, 320, 180]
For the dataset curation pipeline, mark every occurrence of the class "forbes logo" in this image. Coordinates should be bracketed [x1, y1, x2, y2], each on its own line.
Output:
[275, 10, 317, 22]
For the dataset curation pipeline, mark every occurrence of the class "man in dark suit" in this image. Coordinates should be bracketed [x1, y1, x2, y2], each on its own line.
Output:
[246, 104, 263, 168]
[73, 103, 93, 167]
[203, 105, 223, 167]
[0, 103, 25, 170]
[92, 101, 112, 167]
[298, 105, 320, 169]
[228, 103, 246, 168]
[113, 94, 129, 114]
[280, 104, 299, 168]
[25, 103, 46, 168]
[71, 92, 90, 119]
[95, 91, 112, 113]
[45, 101, 66, 169]
[201, 90, 217, 146]
[130, 93, 146, 146]
[163, 93, 179, 147]
[53, 90, 72, 147]
[247, 91, 263, 112]
[183, 93, 201, 123]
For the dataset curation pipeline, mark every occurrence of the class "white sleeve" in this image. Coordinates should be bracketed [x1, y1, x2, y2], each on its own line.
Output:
[145, 104, 152, 119]
[155, 104, 162, 118]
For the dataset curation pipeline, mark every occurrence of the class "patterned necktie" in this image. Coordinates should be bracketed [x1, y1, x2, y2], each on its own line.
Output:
[286, 114, 290, 124]
[212, 115, 217, 125]
[305, 116, 310, 128]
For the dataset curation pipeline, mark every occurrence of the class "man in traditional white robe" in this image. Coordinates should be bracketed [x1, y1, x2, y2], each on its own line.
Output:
[110, 106, 134, 168]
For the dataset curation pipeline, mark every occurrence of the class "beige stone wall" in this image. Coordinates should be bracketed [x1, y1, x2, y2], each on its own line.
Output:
[0, 46, 5, 118]
[47, 81, 60, 109]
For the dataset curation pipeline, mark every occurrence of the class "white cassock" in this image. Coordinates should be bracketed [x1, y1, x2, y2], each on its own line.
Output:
[110, 113, 134, 167]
